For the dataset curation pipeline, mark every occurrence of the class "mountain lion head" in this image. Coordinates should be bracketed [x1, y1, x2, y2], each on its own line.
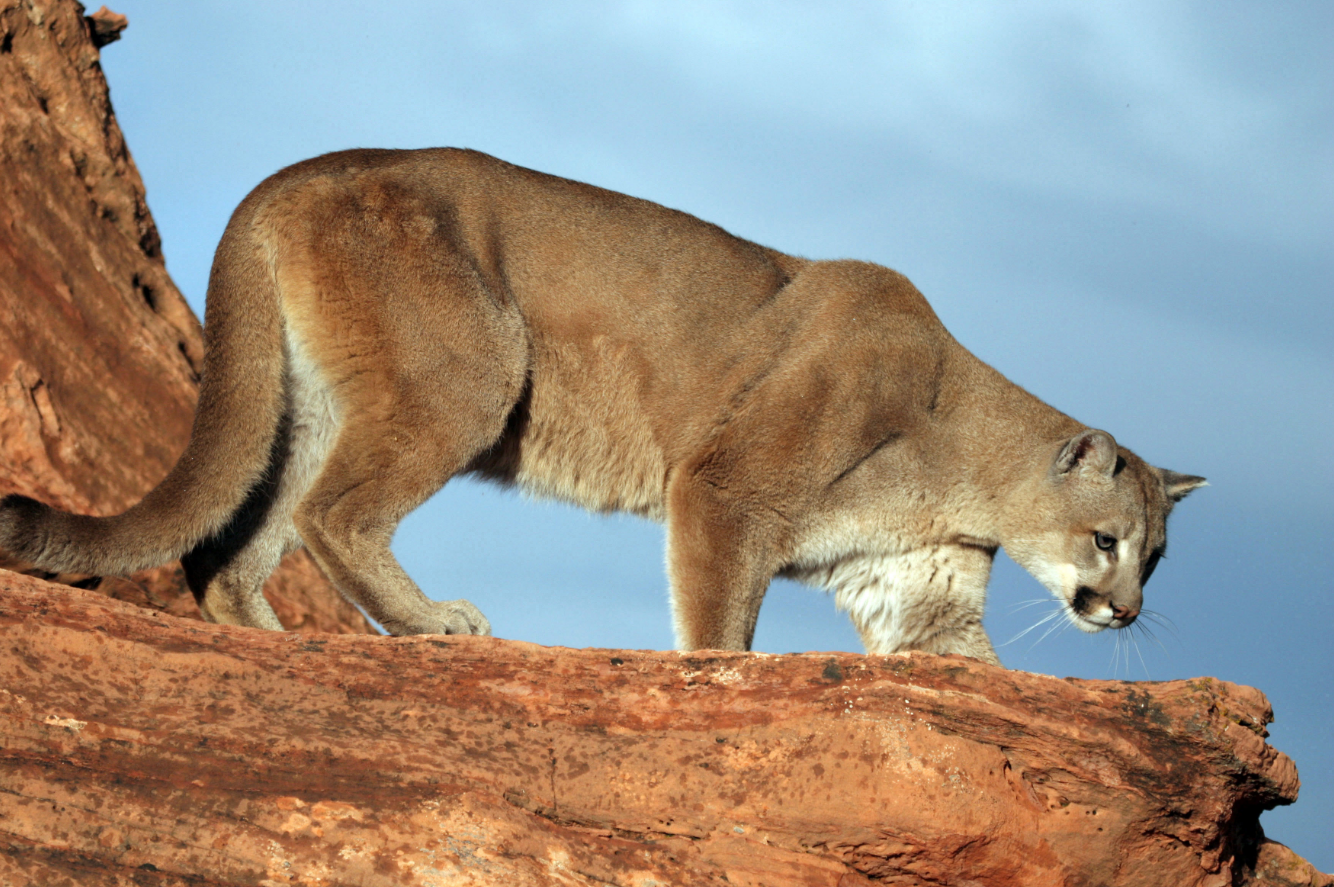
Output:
[1005, 429, 1206, 633]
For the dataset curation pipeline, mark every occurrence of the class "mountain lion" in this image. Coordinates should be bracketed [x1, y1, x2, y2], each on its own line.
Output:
[0, 148, 1205, 664]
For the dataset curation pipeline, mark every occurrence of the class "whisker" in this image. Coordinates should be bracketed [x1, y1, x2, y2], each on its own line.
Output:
[1135, 620, 1171, 655]
[1029, 610, 1072, 651]
[1131, 629, 1151, 681]
[1139, 609, 1180, 639]
[1008, 598, 1053, 613]
[1003, 607, 1063, 646]
[1005, 607, 1063, 641]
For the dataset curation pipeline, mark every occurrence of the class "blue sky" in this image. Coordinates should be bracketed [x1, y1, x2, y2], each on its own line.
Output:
[98, 1, 1332, 866]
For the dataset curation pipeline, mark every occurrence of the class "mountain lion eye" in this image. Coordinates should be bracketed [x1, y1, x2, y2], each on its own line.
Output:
[1094, 532, 1117, 551]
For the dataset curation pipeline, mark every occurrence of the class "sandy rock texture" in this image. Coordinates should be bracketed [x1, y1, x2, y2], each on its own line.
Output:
[0, 0, 371, 634]
[0, 571, 1327, 886]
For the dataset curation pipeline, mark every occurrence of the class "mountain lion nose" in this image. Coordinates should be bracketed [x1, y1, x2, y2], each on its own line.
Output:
[1111, 604, 1139, 623]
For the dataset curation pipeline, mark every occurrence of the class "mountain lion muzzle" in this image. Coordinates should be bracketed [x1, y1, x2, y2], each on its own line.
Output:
[0, 148, 1205, 664]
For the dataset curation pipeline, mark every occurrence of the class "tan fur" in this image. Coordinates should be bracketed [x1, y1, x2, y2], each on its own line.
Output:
[0, 148, 1205, 662]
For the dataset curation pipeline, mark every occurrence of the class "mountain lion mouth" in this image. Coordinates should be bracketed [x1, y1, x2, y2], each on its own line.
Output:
[1069, 586, 1112, 632]
[1069, 609, 1112, 633]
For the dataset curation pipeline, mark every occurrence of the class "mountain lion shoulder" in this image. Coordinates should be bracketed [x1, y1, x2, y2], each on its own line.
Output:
[0, 148, 1205, 664]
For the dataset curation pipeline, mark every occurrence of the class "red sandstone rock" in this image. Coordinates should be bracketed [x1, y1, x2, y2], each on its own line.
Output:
[0, 571, 1325, 886]
[84, 5, 126, 47]
[0, 0, 372, 635]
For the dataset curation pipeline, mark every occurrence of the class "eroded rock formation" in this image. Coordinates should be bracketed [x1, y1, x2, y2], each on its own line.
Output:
[1, 572, 1328, 886]
[0, 0, 371, 634]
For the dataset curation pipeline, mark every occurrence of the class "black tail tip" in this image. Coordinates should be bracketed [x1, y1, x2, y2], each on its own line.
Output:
[1, 493, 46, 517]
[0, 494, 49, 552]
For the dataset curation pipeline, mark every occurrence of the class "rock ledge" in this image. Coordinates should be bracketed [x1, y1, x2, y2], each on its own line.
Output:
[1, 570, 1327, 886]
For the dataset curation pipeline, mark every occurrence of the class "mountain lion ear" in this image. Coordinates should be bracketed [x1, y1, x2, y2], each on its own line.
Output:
[1160, 469, 1208, 502]
[1055, 429, 1117, 477]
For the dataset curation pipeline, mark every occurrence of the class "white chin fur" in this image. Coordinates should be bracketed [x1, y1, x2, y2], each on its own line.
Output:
[1068, 608, 1110, 633]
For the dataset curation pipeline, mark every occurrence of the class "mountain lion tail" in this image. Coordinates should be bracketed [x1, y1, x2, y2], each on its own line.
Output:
[0, 203, 287, 576]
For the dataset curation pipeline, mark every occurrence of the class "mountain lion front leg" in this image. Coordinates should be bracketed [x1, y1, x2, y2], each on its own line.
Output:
[834, 544, 1000, 665]
[665, 465, 787, 651]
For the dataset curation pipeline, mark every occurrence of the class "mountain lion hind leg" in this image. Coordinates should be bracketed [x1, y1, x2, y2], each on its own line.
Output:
[180, 336, 341, 631]
[264, 178, 528, 636]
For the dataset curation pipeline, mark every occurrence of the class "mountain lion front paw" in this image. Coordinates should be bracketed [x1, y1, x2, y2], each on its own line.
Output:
[384, 599, 492, 637]
[428, 598, 491, 636]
